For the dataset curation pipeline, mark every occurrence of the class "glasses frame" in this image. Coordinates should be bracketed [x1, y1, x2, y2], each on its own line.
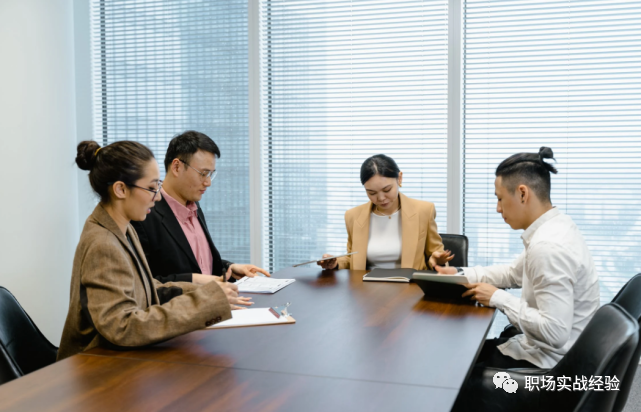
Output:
[179, 158, 217, 181]
[128, 180, 163, 199]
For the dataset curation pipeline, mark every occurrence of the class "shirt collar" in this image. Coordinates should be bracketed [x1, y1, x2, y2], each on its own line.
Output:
[161, 188, 198, 223]
[521, 207, 560, 246]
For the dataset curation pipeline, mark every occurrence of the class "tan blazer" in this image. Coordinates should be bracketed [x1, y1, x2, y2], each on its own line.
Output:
[336, 192, 444, 271]
[58, 204, 231, 361]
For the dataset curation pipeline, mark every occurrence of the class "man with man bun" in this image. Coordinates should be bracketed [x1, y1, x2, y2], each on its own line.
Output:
[438, 147, 600, 370]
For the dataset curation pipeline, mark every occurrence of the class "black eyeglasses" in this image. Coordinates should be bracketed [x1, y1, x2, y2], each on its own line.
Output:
[179, 159, 217, 181]
[107, 180, 163, 199]
[132, 181, 162, 197]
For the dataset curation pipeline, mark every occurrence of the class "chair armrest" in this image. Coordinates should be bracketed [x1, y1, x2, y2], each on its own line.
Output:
[507, 367, 550, 375]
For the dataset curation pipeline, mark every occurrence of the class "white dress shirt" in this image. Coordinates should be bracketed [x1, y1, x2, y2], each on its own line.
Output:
[367, 211, 402, 269]
[464, 207, 600, 368]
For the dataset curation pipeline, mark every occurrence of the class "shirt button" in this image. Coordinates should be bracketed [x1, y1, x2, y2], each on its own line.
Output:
[205, 319, 214, 327]
[215, 316, 222, 322]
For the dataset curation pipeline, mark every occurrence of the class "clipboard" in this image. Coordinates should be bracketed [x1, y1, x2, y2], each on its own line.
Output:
[207, 304, 296, 329]
[293, 252, 358, 267]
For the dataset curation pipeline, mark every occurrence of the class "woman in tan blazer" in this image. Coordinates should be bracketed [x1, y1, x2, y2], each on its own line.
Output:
[58, 141, 250, 360]
[319, 155, 453, 271]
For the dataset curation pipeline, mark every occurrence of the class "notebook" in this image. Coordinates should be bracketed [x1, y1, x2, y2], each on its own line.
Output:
[235, 276, 295, 294]
[207, 307, 295, 329]
[363, 268, 436, 283]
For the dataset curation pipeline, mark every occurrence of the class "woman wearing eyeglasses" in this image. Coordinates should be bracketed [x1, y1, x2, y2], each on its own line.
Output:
[319, 154, 453, 271]
[58, 140, 248, 360]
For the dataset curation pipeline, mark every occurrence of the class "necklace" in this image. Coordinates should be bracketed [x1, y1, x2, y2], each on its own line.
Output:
[374, 204, 401, 219]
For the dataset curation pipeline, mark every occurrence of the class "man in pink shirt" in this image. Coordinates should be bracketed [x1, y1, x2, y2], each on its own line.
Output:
[132, 131, 270, 288]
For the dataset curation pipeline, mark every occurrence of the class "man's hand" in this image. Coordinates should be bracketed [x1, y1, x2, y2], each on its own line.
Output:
[226, 263, 271, 280]
[317, 254, 338, 270]
[428, 250, 455, 269]
[461, 283, 499, 306]
[434, 265, 459, 275]
[218, 281, 253, 309]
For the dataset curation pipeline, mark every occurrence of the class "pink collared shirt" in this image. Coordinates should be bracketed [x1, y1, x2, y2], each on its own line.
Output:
[161, 188, 214, 275]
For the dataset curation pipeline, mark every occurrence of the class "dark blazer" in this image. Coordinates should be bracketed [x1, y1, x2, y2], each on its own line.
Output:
[131, 197, 232, 283]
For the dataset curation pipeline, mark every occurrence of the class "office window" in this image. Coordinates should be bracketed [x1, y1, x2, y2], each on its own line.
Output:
[463, 0, 641, 337]
[260, 0, 449, 271]
[91, 0, 250, 262]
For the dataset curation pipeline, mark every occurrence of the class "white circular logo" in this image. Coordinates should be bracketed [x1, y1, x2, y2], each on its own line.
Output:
[493, 372, 519, 393]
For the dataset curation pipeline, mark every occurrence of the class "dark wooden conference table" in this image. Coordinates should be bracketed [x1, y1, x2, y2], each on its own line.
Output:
[0, 267, 495, 412]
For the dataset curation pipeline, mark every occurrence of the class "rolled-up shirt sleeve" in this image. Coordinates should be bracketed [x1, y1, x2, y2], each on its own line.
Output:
[463, 250, 525, 288]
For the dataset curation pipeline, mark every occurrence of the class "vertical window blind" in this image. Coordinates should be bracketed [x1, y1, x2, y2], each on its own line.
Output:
[463, 0, 641, 328]
[91, 0, 250, 263]
[260, 0, 450, 272]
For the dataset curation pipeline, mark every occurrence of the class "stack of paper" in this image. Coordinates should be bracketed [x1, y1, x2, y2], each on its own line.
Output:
[235, 276, 295, 294]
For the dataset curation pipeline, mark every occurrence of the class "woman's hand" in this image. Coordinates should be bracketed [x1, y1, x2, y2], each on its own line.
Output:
[217, 281, 253, 310]
[226, 264, 271, 280]
[317, 254, 338, 270]
[428, 249, 455, 269]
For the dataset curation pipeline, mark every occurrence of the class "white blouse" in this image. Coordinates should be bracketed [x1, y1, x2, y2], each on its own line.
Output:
[366, 211, 402, 269]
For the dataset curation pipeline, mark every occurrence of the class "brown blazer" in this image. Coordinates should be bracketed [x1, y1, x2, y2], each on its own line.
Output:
[58, 204, 232, 361]
[336, 192, 444, 270]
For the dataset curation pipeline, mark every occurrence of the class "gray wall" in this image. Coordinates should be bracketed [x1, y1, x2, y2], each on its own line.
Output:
[0, 0, 79, 345]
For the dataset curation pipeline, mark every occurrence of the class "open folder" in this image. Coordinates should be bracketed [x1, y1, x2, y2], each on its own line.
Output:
[207, 308, 296, 329]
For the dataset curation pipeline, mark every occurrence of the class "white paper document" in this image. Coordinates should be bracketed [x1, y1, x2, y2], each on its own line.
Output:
[235, 276, 295, 294]
[207, 308, 293, 329]
[293, 252, 358, 267]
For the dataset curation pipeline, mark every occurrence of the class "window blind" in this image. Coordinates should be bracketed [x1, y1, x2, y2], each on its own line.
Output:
[260, 0, 450, 272]
[91, 0, 250, 263]
[463, 0, 641, 316]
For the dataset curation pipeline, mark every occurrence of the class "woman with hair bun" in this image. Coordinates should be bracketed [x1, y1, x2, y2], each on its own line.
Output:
[319, 154, 452, 271]
[58, 141, 249, 360]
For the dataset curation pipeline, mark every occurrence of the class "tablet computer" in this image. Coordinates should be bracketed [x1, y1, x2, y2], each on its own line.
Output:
[412, 272, 468, 284]
[412, 272, 472, 302]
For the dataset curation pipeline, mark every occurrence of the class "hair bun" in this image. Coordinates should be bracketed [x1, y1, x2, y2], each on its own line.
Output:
[539, 146, 554, 159]
[538, 146, 558, 174]
[76, 140, 101, 171]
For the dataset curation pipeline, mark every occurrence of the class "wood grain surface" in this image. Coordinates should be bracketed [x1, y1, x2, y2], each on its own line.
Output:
[0, 268, 495, 412]
[0, 354, 459, 412]
[89, 268, 495, 390]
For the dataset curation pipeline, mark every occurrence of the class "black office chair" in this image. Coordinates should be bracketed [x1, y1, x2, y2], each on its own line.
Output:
[0, 286, 58, 385]
[452, 303, 639, 412]
[439, 233, 468, 267]
[610, 273, 641, 412]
